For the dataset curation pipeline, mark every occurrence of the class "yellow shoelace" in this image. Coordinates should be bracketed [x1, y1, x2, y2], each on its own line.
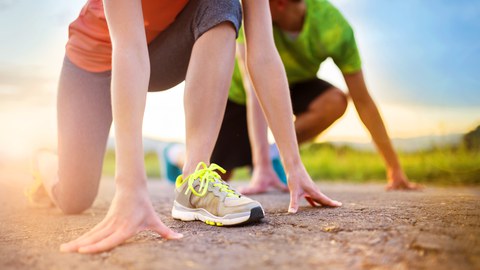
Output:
[185, 162, 239, 198]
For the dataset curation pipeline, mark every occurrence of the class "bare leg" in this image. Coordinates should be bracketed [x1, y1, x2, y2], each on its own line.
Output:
[167, 144, 233, 180]
[34, 58, 112, 214]
[294, 88, 348, 143]
[220, 171, 233, 181]
[182, 22, 236, 176]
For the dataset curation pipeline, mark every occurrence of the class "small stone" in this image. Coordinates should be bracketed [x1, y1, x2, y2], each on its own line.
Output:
[368, 237, 382, 245]
[411, 233, 452, 252]
[322, 225, 339, 232]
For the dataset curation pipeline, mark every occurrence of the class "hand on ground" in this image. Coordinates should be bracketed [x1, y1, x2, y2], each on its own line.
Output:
[287, 166, 342, 213]
[239, 166, 288, 195]
[385, 169, 424, 191]
[60, 187, 182, 254]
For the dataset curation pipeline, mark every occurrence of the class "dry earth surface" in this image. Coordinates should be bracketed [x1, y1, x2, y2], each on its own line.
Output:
[0, 169, 479, 270]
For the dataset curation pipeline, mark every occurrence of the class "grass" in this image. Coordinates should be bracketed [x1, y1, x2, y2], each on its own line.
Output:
[102, 143, 480, 186]
[300, 143, 480, 185]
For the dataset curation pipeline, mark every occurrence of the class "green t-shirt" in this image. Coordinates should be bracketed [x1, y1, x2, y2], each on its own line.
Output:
[228, 0, 362, 105]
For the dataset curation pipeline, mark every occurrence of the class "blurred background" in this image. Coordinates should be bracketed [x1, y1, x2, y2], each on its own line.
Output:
[0, 0, 479, 184]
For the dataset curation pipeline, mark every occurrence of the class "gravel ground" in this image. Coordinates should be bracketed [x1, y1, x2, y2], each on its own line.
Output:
[1, 170, 479, 270]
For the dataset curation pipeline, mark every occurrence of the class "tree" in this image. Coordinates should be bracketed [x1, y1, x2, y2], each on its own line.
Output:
[463, 125, 480, 151]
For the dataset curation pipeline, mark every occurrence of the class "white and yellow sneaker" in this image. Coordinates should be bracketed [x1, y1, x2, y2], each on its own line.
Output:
[172, 162, 264, 226]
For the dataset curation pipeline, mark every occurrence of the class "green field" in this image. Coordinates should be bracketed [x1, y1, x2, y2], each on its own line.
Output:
[103, 143, 480, 186]
[299, 143, 480, 185]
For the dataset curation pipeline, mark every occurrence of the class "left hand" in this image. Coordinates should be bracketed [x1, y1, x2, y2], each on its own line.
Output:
[286, 166, 342, 213]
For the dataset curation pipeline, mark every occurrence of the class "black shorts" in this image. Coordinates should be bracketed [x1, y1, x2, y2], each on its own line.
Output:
[210, 78, 334, 170]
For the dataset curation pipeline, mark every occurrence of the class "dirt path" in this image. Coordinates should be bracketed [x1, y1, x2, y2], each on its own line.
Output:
[1, 171, 479, 270]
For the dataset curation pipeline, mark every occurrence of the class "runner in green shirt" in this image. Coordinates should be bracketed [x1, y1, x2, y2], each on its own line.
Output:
[210, 0, 422, 193]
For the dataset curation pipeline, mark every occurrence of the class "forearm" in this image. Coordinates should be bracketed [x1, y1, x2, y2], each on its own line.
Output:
[345, 72, 402, 171]
[111, 49, 150, 187]
[354, 100, 401, 170]
[236, 44, 271, 167]
[104, 0, 150, 189]
[242, 0, 302, 171]
[246, 56, 301, 169]
[245, 78, 271, 167]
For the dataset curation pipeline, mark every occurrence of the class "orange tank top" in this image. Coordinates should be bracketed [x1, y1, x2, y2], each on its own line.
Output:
[66, 0, 189, 72]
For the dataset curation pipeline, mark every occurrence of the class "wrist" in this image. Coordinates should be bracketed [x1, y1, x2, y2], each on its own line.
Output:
[115, 173, 147, 192]
[113, 183, 151, 209]
[251, 143, 273, 167]
[252, 155, 272, 168]
[282, 157, 304, 174]
[386, 165, 406, 182]
[386, 163, 402, 174]
[252, 163, 275, 174]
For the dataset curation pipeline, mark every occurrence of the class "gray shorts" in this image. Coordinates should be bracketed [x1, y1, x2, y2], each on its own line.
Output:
[53, 0, 241, 213]
[148, 0, 242, 90]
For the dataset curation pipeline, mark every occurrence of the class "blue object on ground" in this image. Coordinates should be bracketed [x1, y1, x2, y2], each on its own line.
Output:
[272, 156, 287, 184]
[269, 143, 287, 184]
[162, 144, 182, 184]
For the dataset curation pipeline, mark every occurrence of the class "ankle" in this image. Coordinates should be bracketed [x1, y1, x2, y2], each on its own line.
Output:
[182, 160, 208, 177]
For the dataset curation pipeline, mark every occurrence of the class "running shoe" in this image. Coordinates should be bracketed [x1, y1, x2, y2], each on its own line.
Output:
[25, 149, 55, 208]
[172, 162, 265, 226]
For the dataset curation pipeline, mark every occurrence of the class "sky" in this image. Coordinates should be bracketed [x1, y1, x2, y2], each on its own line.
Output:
[0, 0, 479, 159]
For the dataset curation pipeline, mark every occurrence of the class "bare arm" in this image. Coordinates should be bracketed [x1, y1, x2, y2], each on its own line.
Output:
[241, 0, 341, 211]
[242, 0, 300, 170]
[344, 71, 421, 190]
[59, 0, 181, 253]
[344, 71, 400, 170]
[236, 42, 287, 194]
[236, 43, 271, 168]
[106, 0, 149, 186]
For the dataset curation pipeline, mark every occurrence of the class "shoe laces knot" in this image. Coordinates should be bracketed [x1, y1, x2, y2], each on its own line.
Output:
[186, 162, 239, 198]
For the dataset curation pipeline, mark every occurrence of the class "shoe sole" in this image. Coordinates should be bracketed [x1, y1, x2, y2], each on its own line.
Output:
[172, 201, 264, 226]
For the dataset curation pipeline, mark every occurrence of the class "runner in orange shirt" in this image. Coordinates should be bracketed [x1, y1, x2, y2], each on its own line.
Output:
[28, 0, 341, 253]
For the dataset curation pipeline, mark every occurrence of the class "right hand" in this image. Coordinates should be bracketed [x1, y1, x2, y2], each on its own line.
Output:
[60, 184, 183, 253]
[385, 168, 424, 191]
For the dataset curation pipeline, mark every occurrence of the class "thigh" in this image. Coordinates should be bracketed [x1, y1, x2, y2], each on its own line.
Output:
[147, 0, 242, 91]
[211, 100, 252, 170]
[55, 57, 112, 206]
[290, 78, 335, 115]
